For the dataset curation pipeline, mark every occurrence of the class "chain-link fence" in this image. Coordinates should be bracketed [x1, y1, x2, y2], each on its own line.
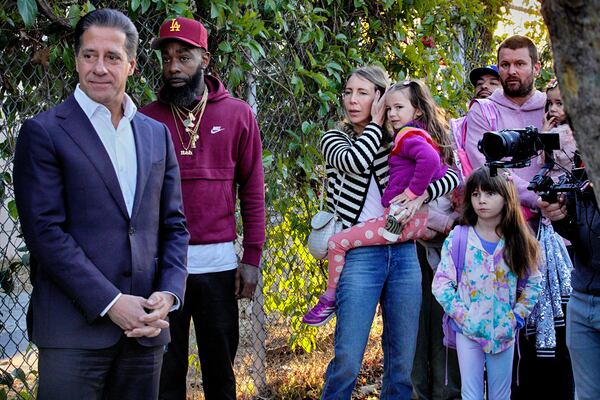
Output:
[0, 3, 333, 398]
[0, 1, 500, 398]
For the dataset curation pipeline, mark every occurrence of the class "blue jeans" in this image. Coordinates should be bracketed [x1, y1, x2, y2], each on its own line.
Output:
[321, 242, 422, 400]
[567, 290, 600, 400]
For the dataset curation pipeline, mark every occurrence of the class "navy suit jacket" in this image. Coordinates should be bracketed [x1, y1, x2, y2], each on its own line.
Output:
[13, 95, 189, 349]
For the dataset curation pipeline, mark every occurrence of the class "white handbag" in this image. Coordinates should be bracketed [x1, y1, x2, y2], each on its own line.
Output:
[307, 175, 345, 259]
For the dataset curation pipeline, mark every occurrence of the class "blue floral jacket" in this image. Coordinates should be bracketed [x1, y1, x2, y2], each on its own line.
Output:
[432, 226, 542, 354]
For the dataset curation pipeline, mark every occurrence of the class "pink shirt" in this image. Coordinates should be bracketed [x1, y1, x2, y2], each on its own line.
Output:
[465, 89, 546, 209]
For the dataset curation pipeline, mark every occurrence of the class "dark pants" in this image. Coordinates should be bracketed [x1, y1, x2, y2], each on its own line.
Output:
[159, 269, 239, 400]
[511, 305, 574, 400]
[511, 243, 575, 400]
[412, 243, 461, 400]
[38, 336, 163, 400]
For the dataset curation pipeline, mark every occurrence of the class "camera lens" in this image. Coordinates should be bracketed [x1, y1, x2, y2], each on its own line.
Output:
[478, 130, 522, 161]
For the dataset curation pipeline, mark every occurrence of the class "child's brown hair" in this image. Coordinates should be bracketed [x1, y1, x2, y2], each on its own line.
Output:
[461, 166, 540, 278]
[387, 80, 454, 165]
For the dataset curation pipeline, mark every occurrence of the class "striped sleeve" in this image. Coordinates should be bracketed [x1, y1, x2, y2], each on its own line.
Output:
[426, 168, 459, 203]
[320, 123, 383, 174]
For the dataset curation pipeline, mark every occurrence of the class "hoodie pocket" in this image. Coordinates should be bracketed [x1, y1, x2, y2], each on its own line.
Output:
[495, 309, 517, 343]
[179, 167, 236, 240]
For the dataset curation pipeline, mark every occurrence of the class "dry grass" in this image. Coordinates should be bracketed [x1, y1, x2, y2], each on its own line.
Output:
[0, 310, 386, 400]
[187, 309, 386, 400]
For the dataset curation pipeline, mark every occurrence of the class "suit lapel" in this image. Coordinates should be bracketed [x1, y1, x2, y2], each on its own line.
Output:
[57, 96, 129, 220]
[131, 114, 152, 221]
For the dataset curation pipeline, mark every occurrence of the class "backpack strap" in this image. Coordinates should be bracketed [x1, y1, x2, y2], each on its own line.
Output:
[451, 225, 469, 282]
[469, 98, 499, 131]
[450, 116, 467, 149]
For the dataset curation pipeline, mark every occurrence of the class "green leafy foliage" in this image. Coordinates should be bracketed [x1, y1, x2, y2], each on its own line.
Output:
[196, 0, 508, 351]
[2, 0, 512, 360]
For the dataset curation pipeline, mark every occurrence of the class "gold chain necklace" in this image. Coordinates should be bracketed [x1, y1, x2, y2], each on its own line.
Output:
[170, 88, 208, 156]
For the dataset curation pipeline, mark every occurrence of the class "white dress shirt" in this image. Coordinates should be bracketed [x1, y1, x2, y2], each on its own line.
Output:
[74, 85, 178, 316]
[74, 85, 137, 216]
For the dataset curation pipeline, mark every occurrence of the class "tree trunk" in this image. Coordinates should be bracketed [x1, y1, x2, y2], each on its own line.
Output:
[541, 0, 600, 205]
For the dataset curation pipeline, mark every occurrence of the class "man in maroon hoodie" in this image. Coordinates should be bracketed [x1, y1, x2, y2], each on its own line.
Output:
[140, 17, 265, 400]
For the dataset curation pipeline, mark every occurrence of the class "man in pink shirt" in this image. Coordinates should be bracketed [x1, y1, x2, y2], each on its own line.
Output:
[465, 35, 545, 210]
[466, 35, 575, 400]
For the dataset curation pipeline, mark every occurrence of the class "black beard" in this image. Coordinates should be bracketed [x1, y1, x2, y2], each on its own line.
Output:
[162, 66, 205, 107]
[502, 76, 534, 98]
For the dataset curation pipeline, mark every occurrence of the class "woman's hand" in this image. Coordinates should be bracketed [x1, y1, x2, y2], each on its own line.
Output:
[370, 90, 387, 126]
[390, 191, 429, 224]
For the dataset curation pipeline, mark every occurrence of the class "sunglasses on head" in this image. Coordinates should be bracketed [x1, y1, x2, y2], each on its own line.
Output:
[546, 78, 559, 91]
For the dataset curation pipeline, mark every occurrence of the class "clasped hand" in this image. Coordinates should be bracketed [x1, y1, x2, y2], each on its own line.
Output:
[107, 292, 174, 338]
[389, 191, 429, 224]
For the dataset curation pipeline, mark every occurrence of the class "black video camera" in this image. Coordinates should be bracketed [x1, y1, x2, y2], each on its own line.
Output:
[478, 126, 560, 171]
[478, 126, 588, 203]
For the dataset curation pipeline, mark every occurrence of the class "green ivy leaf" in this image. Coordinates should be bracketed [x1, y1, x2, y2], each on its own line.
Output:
[0, 370, 13, 386]
[7, 200, 18, 221]
[84, 1, 96, 12]
[0, 270, 14, 294]
[314, 28, 324, 51]
[130, 0, 141, 12]
[210, 3, 222, 19]
[141, 0, 151, 13]
[229, 66, 243, 88]
[67, 5, 80, 28]
[262, 151, 274, 168]
[21, 253, 30, 267]
[63, 47, 75, 70]
[218, 41, 233, 53]
[12, 368, 26, 383]
[17, 0, 37, 27]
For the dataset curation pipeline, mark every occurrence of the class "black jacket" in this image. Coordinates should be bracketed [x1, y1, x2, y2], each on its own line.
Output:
[553, 188, 600, 295]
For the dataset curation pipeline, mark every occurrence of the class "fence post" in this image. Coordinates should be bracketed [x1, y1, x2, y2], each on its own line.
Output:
[249, 265, 267, 393]
[246, 72, 267, 393]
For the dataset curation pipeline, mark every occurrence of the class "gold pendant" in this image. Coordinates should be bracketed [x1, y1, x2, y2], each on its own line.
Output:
[183, 119, 194, 130]
[180, 149, 193, 156]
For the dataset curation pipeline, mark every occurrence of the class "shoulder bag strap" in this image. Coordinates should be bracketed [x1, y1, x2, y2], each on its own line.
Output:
[332, 173, 346, 217]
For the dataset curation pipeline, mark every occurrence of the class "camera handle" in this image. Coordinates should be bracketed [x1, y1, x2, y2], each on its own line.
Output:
[486, 159, 533, 177]
[528, 154, 556, 202]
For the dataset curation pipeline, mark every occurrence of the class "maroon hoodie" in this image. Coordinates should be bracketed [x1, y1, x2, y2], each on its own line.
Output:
[140, 75, 265, 267]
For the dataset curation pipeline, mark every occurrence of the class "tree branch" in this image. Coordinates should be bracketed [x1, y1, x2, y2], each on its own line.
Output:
[36, 0, 71, 29]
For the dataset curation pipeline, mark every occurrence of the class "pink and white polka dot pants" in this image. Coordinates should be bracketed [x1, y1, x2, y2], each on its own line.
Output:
[326, 207, 429, 290]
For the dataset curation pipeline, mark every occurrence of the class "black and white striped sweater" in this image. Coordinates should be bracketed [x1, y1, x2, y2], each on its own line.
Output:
[320, 122, 459, 228]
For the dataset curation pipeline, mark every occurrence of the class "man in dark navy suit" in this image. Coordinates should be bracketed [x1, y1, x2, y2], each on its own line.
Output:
[13, 9, 188, 400]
